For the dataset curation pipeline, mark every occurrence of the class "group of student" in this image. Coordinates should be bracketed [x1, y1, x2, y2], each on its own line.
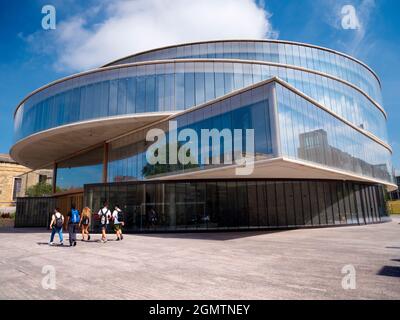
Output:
[48, 201, 124, 246]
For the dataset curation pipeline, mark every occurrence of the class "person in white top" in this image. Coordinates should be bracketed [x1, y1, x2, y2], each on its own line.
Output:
[49, 208, 64, 246]
[112, 204, 124, 241]
[97, 201, 111, 243]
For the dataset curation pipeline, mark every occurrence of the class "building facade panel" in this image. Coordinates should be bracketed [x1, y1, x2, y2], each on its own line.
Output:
[56, 145, 104, 191]
[0, 161, 29, 208]
[14, 61, 387, 144]
[0, 154, 53, 208]
[276, 83, 392, 182]
[105, 40, 382, 104]
[84, 179, 388, 232]
[107, 84, 275, 183]
[39, 78, 392, 194]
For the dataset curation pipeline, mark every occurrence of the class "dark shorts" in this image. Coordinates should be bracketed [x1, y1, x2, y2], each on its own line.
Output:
[101, 224, 108, 231]
[113, 224, 122, 232]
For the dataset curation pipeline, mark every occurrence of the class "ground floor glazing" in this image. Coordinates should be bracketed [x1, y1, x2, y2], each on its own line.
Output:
[84, 179, 388, 232]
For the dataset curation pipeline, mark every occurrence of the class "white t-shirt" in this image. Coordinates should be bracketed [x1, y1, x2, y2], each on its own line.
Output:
[112, 208, 122, 224]
[98, 207, 111, 224]
[53, 212, 63, 220]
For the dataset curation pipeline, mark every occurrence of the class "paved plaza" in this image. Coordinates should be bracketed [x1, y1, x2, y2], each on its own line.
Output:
[0, 217, 399, 300]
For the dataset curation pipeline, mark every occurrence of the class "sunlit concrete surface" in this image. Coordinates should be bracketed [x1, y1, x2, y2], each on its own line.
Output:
[0, 217, 399, 300]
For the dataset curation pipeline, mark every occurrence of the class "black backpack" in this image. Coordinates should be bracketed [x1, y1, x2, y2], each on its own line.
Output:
[55, 213, 63, 228]
[117, 210, 124, 222]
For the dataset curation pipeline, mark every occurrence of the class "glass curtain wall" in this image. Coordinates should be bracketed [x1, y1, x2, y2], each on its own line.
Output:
[56, 146, 104, 191]
[84, 179, 388, 232]
[53, 80, 393, 192]
[276, 83, 392, 182]
[108, 83, 275, 182]
[107, 80, 392, 184]
[107, 41, 381, 103]
[15, 61, 386, 144]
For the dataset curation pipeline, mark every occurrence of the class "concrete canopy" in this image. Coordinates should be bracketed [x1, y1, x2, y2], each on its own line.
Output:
[10, 112, 175, 169]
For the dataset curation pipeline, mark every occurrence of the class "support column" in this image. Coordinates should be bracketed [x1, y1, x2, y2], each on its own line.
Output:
[103, 143, 108, 183]
[52, 162, 57, 194]
[269, 81, 281, 158]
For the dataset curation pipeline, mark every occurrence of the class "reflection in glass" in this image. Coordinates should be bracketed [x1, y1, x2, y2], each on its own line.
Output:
[56, 146, 103, 191]
[84, 179, 386, 232]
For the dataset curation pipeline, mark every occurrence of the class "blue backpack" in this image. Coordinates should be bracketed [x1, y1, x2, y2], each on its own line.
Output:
[70, 209, 80, 224]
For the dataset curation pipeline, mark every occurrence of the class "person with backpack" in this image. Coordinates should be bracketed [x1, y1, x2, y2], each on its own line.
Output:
[111, 204, 124, 241]
[79, 207, 91, 241]
[97, 201, 111, 243]
[67, 204, 80, 247]
[49, 208, 64, 246]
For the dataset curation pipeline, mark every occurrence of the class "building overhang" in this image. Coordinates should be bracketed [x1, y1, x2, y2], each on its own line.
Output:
[10, 112, 176, 169]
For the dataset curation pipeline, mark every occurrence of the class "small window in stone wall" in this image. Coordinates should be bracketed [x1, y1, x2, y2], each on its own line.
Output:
[39, 175, 47, 184]
[13, 178, 22, 200]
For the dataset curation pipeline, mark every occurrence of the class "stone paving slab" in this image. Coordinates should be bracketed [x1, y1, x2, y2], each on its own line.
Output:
[0, 217, 399, 300]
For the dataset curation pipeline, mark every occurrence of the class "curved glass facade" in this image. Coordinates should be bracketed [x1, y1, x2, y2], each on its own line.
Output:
[276, 84, 392, 182]
[14, 61, 387, 143]
[53, 79, 393, 192]
[13, 40, 395, 231]
[105, 40, 382, 104]
[103, 81, 392, 185]
[106, 94, 274, 184]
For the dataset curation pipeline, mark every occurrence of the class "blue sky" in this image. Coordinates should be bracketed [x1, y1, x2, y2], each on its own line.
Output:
[0, 0, 399, 172]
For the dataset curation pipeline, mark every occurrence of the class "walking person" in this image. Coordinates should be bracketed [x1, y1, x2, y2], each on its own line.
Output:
[79, 207, 91, 241]
[148, 207, 158, 227]
[98, 201, 111, 243]
[49, 208, 64, 246]
[67, 204, 80, 247]
[112, 204, 124, 241]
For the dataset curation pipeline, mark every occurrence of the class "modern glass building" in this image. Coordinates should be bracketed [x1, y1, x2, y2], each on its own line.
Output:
[12, 40, 397, 231]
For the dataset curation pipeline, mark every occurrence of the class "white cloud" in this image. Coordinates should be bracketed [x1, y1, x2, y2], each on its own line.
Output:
[28, 0, 277, 72]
